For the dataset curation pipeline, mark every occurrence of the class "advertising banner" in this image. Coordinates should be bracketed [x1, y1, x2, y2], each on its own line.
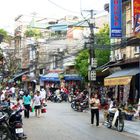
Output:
[133, 0, 140, 34]
[110, 0, 122, 38]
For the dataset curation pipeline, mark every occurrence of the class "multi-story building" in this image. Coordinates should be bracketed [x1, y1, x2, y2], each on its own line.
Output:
[104, 0, 140, 104]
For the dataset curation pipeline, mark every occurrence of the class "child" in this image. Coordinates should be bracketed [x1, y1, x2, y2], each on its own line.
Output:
[33, 91, 42, 118]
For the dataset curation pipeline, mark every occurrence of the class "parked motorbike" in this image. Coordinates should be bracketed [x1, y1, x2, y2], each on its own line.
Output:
[68, 92, 75, 103]
[0, 113, 11, 140]
[1, 106, 27, 140]
[71, 97, 89, 112]
[106, 108, 125, 132]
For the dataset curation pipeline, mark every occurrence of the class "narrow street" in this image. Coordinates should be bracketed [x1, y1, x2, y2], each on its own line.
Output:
[23, 102, 139, 140]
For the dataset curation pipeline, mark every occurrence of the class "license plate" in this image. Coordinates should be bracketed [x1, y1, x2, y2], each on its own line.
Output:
[15, 128, 23, 134]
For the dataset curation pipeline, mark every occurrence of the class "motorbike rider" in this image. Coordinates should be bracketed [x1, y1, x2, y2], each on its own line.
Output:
[108, 98, 117, 113]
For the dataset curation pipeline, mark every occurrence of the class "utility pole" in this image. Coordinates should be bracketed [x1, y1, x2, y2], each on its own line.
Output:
[84, 10, 97, 103]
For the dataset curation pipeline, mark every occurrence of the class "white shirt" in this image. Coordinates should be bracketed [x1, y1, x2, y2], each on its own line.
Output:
[0, 94, 5, 101]
[34, 95, 42, 106]
[40, 90, 46, 99]
[10, 87, 15, 93]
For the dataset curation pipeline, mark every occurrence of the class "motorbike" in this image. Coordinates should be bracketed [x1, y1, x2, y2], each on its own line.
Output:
[0, 106, 27, 140]
[106, 108, 125, 132]
[0, 113, 11, 140]
[71, 97, 89, 112]
[68, 92, 75, 103]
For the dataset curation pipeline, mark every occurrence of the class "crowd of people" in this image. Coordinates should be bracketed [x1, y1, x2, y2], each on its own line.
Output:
[0, 83, 139, 125]
[0, 84, 48, 118]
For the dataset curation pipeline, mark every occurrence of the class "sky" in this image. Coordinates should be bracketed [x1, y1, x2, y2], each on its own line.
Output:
[0, 0, 109, 34]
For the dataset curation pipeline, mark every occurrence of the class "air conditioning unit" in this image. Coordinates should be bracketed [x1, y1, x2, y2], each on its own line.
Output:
[116, 53, 123, 60]
[135, 46, 140, 54]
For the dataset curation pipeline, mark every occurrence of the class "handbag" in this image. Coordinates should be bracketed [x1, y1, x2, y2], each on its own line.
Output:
[41, 107, 47, 113]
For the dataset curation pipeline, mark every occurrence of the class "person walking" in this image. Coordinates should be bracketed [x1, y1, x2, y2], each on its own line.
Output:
[23, 91, 31, 118]
[10, 85, 16, 99]
[90, 93, 100, 127]
[33, 91, 42, 118]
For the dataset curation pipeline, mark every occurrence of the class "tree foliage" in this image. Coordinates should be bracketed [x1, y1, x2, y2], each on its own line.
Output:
[24, 29, 42, 38]
[0, 29, 8, 42]
[75, 24, 110, 79]
[0, 29, 8, 38]
[75, 49, 89, 79]
[95, 24, 110, 66]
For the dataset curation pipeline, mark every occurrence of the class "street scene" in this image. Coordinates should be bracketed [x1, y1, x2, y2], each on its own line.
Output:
[0, 0, 140, 140]
[23, 102, 139, 140]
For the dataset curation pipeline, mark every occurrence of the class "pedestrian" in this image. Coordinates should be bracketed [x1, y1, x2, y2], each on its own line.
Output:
[33, 90, 42, 118]
[23, 91, 31, 118]
[10, 85, 16, 99]
[90, 93, 100, 127]
[40, 88, 46, 105]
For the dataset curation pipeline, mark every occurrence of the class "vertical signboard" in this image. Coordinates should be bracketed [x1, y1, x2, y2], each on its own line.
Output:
[110, 0, 122, 38]
[133, 0, 140, 34]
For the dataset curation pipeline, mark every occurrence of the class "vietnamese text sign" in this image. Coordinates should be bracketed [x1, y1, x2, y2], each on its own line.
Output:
[110, 0, 122, 38]
[134, 0, 140, 34]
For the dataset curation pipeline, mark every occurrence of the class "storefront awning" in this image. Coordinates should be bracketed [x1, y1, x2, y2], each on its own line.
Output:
[13, 71, 29, 80]
[64, 74, 82, 81]
[40, 73, 60, 82]
[104, 68, 139, 86]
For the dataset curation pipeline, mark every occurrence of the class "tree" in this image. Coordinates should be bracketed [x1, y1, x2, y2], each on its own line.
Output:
[75, 24, 110, 79]
[0, 29, 8, 42]
[95, 24, 110, 66]
[24, 29, 42, 38]
[75, 49, 89, 80]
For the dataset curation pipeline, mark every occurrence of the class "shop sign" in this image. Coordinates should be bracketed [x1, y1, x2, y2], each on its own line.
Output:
[110, 0, 122, 38]
[104, 76, 132, 86]
[133, 0, 140, 34]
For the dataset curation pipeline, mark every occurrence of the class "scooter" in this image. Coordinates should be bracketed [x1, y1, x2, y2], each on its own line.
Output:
[1, 107, 27, 140]
[106, 108, 125, 132]
[0, 113, 11, 140]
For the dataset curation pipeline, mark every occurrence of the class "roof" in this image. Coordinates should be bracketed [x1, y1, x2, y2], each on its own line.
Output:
[13, 71, 29, 80]
[105, 68, 139, 79]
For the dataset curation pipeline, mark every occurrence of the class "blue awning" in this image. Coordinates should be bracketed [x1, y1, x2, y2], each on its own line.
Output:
[40, 73, 60, 82]
[64, 74, 82, 81]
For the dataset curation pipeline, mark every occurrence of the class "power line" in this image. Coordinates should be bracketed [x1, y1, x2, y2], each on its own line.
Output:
[48, 0, 80, 14]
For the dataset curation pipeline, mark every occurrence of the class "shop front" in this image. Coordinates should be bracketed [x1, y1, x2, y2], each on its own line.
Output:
[104, 68, 139, 104]
[40, 73, 60, 90]
[63, 74, 83, 93]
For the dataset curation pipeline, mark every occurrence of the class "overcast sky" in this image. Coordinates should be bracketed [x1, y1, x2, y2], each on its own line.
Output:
[0, 0, 109, 33]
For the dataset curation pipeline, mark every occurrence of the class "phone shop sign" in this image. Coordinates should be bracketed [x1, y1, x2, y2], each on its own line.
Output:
[110, 0, 122, 38]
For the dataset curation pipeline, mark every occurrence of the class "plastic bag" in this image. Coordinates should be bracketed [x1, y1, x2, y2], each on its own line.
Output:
[30, 106, 34, 112]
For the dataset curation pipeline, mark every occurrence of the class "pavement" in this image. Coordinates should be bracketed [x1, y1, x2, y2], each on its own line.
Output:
[11, 98, 140, 137]
[22, 102, 139, 140]
[124, 120, 140, 136]
[87, 109, 140, 136]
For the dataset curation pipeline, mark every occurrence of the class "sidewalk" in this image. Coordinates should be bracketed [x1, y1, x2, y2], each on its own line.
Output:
[124, 119, 140, 136]
[87, 110, 140, 136]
